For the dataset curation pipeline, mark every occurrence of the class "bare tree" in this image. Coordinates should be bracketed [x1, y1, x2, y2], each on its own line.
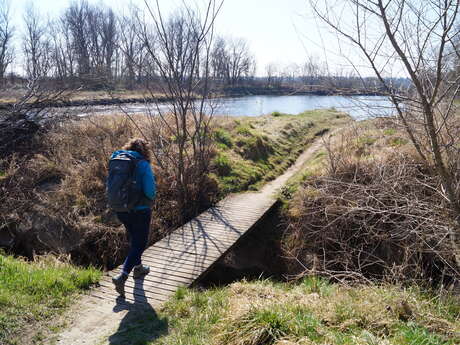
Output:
[22, 4, 51, 80]
[265, 62, 283, 87]
[210, 35, 255, 87]
[134, 0, 224, 220]
[225, 37, 255, 86]
[211, 36, 227, 81]
[119, 7, 147, 89]
[310, 0, 460, 266]
[49, 17, 77, 82]
[0, 0, 13, 82]
[64, 1, 91, 79]
[86, 4, 118, 83]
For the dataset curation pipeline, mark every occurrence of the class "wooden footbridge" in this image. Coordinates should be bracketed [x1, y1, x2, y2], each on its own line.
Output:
[90, 140, 322, 308]
[92, 191, 276, 307]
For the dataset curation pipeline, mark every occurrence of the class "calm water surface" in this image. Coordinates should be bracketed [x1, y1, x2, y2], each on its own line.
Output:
[74, 95, 394, 120]
[212, 95, 393, 119]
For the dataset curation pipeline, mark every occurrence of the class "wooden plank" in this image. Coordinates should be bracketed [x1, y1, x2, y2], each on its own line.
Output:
[167, 224, 243, 240]
[192, 214, 257, 226]
[166, 231, 240, 245]
[161, 233, 236, 246]
[194, 212, 259, 223]
[195, 210, 260, 220]
[141, 251, 214, 268]
[152, 241, 228, 256]
[179, 222, 245, 235]
[106, 259, 202, 276]
[144, 248, 220, 264]
[141, 261, 209, 277]
[188, 219, 260, 232]
[144, 245, 222, 261]
[205, 203, 271, 215]
[158, 232, 236, 245]
[153, 242, 228, 257]
[170, 220, 246, 234]
[101, 271, 194, 290]
[139, 256, 210, 274]
[158, 236, 235, 252]
[141, 251, 216, 270]
[183, 221, 248, 234]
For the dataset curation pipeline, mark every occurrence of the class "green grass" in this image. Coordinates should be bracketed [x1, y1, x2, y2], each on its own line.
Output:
[0, 253, 101, 345]
[212, 109, 351, 195]
[214, 128, 233, 149]
[384, 128, 397, 136]
[389, 137, 408, 147]
[135, 279, 459, 345]
[357, 135, 378, 146]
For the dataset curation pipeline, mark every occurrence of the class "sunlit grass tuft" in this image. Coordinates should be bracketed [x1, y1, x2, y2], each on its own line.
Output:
[0, 253, 101, 345]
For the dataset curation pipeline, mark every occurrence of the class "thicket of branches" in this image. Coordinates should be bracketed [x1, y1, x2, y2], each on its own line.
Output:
[283, 124, 459, 286]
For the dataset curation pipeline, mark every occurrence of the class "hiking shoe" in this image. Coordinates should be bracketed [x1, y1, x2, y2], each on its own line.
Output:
[112, 273, 128, 297]
[133, 264, 150, 279]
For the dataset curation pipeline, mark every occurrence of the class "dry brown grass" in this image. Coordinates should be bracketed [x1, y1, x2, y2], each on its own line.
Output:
[0, 114, 217, 267]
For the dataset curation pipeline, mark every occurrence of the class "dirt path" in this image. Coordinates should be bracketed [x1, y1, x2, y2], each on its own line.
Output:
[46, 133, 330, 345]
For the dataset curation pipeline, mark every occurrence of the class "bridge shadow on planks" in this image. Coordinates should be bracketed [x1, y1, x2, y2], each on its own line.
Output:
[107, 278, 169, 345]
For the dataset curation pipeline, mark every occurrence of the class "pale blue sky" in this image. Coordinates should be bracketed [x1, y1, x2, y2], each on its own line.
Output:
[9, 0, 372, 76]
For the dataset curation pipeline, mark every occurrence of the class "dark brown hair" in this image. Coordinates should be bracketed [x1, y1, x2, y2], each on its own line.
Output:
[122, 138, 151, 161]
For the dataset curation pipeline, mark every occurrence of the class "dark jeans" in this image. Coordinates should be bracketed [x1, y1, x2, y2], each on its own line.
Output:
[117, 209, 151, 275]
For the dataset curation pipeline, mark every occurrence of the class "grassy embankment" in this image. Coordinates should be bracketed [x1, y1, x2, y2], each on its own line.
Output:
[0, 253, 101, 345]
[211, 109, 350, 194]
[106, 278, 459, 345]
[0, 108, 350, 344]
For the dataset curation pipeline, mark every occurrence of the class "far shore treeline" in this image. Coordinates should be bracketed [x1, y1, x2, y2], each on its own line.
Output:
[0, 0, 408, 97]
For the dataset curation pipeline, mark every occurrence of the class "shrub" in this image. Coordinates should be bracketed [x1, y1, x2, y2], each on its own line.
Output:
[283, 152, 459, 285]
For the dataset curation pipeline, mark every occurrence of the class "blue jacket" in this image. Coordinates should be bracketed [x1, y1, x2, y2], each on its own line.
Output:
[110, 150, 156, 210]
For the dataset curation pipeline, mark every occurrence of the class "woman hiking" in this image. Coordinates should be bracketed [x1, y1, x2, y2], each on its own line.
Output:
[107, 138, 156, 297]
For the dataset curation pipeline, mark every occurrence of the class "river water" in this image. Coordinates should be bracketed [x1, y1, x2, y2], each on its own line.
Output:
[72, 95, 394, 120]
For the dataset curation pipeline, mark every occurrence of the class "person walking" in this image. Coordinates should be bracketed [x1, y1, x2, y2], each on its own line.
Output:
[107, 138, 156, 297]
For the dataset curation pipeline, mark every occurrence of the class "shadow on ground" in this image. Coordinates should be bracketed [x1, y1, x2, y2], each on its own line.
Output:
[107, 278, 168, 345]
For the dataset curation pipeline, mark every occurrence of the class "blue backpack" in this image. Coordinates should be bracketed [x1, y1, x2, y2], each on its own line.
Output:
[106, 152, 143, 212]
